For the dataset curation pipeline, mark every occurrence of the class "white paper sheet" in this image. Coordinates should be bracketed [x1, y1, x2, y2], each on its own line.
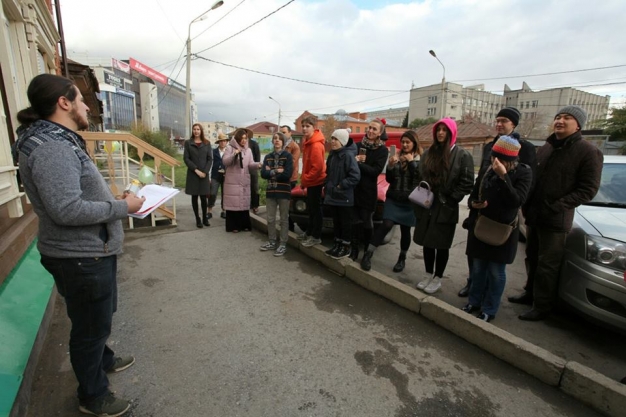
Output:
[128, 184, 180, 219]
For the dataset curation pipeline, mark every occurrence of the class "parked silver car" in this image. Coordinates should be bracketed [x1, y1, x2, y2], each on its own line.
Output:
[559, 155, 626, 332]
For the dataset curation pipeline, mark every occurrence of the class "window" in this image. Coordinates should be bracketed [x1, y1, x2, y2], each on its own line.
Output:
[451, 105, 457, 109]
[428, 96, 438, 104]
[451, 94, 458, 98]
[532, 100, 538, 108]
[427, 107, 436, 116]
[356, 126, 360, 133]
[526, 101, 530, 109]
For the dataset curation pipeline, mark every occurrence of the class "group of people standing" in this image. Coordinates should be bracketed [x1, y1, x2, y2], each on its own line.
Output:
[14, 72, 606, 416]
[183, 104, 603, 326]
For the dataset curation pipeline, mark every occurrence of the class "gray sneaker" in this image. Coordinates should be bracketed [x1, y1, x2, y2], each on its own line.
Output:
[302, 237, 322, 247]
[260, 241, 277, 251]
[297, 232, 309, 241]
[274, 245, 287, 256]
[79, 392, 130, 416]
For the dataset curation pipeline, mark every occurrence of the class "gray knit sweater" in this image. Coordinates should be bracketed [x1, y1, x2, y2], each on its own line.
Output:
[17, 120, 128, 258]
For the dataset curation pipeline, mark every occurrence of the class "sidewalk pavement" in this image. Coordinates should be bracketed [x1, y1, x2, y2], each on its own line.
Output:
[250, 201, 626, 417]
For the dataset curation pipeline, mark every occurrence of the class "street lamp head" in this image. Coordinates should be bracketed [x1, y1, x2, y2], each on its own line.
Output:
[211, 1, 224, 10]
[429, 50, 437, 58]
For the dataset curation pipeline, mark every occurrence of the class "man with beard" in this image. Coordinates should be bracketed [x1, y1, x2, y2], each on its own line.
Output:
[15, 74, 145, 416]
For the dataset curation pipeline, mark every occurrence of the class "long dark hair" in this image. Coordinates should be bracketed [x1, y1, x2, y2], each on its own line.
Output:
[190, 123, 209, 145]
[423, 123, 452, 187]
[17, 74, 77, 126]
[400, 130, 422, 157]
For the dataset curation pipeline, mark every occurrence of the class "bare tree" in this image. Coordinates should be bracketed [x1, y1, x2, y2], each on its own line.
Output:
[518, 113, 549, 139]
[321, 115, 347, 142]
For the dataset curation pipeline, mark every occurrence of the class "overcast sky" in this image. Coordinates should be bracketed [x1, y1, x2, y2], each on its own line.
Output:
[60, 0, 626, 129]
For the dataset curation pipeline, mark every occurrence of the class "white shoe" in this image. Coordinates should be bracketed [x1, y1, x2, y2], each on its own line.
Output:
[302, 237, 322, 247]
[424, 276, 442, 294]
[297, 232, 309, 241]
[416, 273, 433, 290]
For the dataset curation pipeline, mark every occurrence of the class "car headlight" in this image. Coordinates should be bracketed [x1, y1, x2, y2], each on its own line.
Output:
[585, 235, 626, 271]
[295, 200, 307, 213]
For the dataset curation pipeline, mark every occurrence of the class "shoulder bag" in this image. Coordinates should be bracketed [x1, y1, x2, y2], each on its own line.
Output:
[409, 181, 434, 209]
[473, 169, 517, 246]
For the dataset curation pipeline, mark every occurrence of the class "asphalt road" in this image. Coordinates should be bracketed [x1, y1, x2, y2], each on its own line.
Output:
[26, 198, 607, 416]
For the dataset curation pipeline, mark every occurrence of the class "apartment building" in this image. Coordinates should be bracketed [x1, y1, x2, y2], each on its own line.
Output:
[409, 81, 610, 138]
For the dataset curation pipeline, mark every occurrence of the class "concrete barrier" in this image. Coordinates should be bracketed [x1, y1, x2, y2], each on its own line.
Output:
[560, 361, 626, 417]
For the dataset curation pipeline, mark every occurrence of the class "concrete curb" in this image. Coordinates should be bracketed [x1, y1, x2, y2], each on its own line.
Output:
[250, 212, 626, 417]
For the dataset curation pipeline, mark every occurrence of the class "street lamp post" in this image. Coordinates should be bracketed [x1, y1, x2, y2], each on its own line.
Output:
[185, 0, 224, 138]
[269, 96, 281, 128]
[429, 49, 446, 119]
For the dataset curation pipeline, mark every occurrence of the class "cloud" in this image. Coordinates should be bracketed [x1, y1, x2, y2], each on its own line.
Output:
[61, 0, 626, 128]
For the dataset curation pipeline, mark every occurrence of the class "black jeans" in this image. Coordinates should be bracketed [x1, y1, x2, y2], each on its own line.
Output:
[306, 184, 323, 239]
[330, 205, 353, 244]
[40, 254, 118, 402]
[250, 172, 260, 209]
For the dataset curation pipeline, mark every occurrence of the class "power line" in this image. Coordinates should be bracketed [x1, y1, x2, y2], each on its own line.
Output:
[195, 0, 295, 54]
[196, 56, 409, 92]
[154, 0, 183, 43]
[192, 0, 247, 41]
[453, 64, 626, 83]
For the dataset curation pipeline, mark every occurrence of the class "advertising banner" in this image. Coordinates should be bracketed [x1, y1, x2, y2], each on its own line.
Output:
[129, 58, 168, 85]
[104, 72, 124, 89]
[111, 58, 130, 74]
[167, 78, 186, 93]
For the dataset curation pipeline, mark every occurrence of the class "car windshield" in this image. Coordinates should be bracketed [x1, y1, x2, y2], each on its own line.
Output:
[587, 162, 626, 206]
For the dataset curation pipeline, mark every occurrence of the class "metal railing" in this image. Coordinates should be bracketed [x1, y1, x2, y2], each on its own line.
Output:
[81, 132, 181, 229]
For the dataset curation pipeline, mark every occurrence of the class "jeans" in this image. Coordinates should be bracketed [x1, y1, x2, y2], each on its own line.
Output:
[306, 184, 323, 239]
[40, 254, 118, 402]
[423, 247, 449, 277]
[468, 258, 507, 316]
[208, 177, 224, 209]
[267, 198, 290, 244]
[526, 226, 568, 312]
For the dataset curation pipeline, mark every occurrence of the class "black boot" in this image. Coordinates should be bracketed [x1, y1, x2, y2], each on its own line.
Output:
[203, 214, 210, 227]
[361, 250, 373, 271]
[349, 244, 359, 261]
[332, 244, 351, 260]
[195, 216, 203, 228]
[393, 253, 406, 273]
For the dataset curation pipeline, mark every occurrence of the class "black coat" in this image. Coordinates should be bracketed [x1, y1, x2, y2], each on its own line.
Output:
[477, 132, 537, 192]
[413, 146, 474, 249]
[466, 164, 532, 264]
[184, 140, 212, 195]
[524, 131, 603, 232]
[385, 157, 421, 202]
[324, 141, 360, 206]
[354, 143, 388, 211]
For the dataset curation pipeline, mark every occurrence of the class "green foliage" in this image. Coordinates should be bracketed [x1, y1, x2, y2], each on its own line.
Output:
[408, 117, 437, 129]
[601, 106, 626, 140]
[402, 111, 409, 128]
[142, 154, 187, 189]
[130, 123, 179, 158]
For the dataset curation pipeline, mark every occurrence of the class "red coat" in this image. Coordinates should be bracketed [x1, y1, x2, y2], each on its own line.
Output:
[300, 129, 326, 188]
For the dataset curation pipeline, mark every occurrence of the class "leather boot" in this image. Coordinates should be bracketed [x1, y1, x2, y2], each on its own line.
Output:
[349, 242, 359, 261]
[361, 250, 373, 271]
[195, 216, 203, 228]
[393, 253, 406, 273]
[203, 214, 210, 227]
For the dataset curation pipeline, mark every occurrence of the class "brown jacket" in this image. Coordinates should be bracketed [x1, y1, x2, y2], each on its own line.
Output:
[284, 138, 301, 184]
[524, 131, 603, 232]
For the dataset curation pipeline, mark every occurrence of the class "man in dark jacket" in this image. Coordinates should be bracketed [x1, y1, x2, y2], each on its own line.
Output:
[458, 106, 537, 297]
[208, 133, 229, 219]
[517, 105, 603, 321]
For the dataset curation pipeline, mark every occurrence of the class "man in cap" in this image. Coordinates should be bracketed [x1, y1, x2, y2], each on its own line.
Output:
[517, 105, 603, 321]
[458, 106, 537, 297]
[208, 132, 229, 219]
